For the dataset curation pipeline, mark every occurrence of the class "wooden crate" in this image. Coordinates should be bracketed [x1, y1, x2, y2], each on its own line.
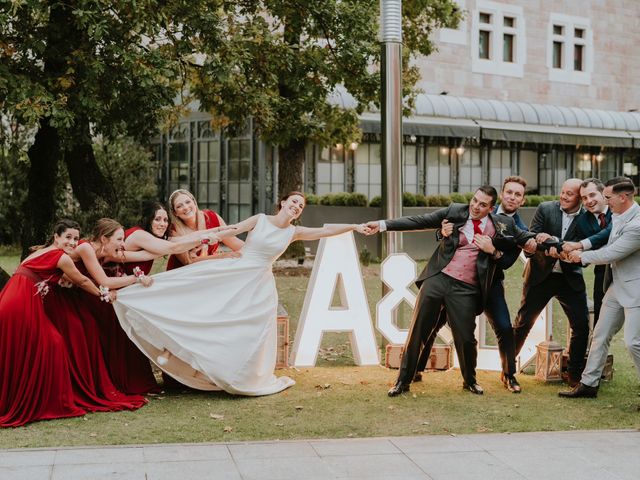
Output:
[385, 344, 452, 370]
[276, 304, 289, 369]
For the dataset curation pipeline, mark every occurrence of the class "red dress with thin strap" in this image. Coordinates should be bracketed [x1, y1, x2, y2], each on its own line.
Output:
[44, 273, 148, 411]
[0, 249, 86, 427]
[123, 226, 155, 276]
[166, 210, 220, 270]
[74, 240, 158, 395]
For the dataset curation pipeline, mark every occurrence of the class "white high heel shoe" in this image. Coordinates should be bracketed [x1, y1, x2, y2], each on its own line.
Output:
[157, 349, 171, 366]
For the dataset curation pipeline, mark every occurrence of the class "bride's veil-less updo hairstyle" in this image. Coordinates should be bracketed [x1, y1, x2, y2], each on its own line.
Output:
[276, 191, 306, 212]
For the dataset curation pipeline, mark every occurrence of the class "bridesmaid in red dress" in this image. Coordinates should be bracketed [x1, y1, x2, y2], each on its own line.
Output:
[0, 219, 113, 427]
[72, 218, 158, 395]
[123, 201, 234, 275]
[166, 189, 243, 270]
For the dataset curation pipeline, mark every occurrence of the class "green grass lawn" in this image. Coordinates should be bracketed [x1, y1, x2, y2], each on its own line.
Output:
[1, 252, 639, 448]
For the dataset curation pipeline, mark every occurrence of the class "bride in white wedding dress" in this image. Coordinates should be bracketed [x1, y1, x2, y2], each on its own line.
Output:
[113, 192, 369, 396]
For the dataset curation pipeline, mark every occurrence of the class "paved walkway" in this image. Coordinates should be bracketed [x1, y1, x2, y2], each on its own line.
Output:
[1, 430, 639, 480]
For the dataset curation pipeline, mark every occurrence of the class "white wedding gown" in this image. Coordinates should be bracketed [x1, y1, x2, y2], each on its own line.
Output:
[113, 214, 296, 396]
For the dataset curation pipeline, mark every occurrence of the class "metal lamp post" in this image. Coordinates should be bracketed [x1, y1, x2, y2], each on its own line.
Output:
[380, 0, 403, 256]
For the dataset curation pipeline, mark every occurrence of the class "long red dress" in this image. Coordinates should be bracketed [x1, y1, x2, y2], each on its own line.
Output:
[44, 284, 148, 412]
[0, 250, 86, 427]
[166, 210, 220, 270]
[73, 247, 159, 395]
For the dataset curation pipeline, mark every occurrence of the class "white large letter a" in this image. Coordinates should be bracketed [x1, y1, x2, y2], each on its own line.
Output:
[290, 230, 379, 367]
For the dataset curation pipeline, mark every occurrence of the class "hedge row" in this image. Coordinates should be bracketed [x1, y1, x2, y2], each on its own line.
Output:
[305, 192, 562, 207]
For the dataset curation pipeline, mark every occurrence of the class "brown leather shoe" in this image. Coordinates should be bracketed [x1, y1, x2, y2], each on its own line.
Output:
[388, 381, 410, 397]
[562, 372, 581, 388]
[558, 383, 598, 398]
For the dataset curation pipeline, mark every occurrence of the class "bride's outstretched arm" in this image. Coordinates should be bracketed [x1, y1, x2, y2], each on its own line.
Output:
[292, 224, 370, 242]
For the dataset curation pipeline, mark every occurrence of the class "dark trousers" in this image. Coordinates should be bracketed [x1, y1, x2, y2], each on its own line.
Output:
[397, 273, 480, 386]
[513, 273, 589, 379]
[416, 279, 517, 376]
[593, 265, 606, 326]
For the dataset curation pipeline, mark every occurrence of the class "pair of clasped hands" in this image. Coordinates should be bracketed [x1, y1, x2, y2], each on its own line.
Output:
[189, 225, 243, 260]
[438, 220, 582, 262]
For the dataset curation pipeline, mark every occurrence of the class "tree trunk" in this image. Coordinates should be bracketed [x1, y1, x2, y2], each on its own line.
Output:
[21, 120, 60, 259]
[64, 118, 115, 212]
[277, 138, 306, 199]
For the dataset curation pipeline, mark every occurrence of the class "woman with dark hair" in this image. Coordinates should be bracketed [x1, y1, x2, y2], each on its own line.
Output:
[0, 219, 114, 427]
[114, 192, 370, 396]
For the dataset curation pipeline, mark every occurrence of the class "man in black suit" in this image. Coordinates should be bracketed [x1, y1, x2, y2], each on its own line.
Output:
[414, 176, 530, 393]
[367, 186, 535, 396]
[561, 178, 612, 325]
[513, 178, 590, 386]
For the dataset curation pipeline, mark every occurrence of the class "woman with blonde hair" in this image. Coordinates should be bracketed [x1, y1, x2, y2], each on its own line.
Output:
[166, 189, 243, 270]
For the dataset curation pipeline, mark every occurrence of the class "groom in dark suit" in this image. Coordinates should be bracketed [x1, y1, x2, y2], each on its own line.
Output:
[513, 178, 590, 386]
[414, 176, 530, 393]
[367, 186, 535, 396]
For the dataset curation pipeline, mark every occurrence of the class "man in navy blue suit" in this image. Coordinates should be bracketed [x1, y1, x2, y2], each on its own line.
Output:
[561, 178, 612, 325]
[414, 176, 532, 393]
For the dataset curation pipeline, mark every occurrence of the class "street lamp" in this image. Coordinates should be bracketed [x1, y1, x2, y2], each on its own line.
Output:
[380, 0, 403, 256]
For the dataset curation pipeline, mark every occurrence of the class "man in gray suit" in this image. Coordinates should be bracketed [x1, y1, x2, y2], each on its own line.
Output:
[560, 177, 640, 398]
[366, 186, 535, 396]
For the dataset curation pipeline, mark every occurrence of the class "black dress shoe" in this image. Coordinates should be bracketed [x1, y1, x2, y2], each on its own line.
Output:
[463, 382, 484, 395]
[501, 373, 522, 393]
[558, 383, 598, 398]
[388, 382, 410, 397]
[413, 372, 423, 382]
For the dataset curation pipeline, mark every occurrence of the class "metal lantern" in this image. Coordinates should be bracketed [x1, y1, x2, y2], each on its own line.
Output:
[535, 339, 564, 382]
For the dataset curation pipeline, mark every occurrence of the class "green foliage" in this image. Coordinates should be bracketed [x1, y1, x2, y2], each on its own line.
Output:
[524, 195, 543, 207]
[54, 137, 158, 233]
[449, 192, 467, 204]
[463, 192, 474, 202]
[542, 195, 558, 202]
[369, 196, 382, 208]
[282, 239, 306, 259]
[190, 1, 461, 159]
[345, 192, 368, 207]
[0, 118, 29, 244]
[636, 196, 640, 205]
[402, 192, 417, 207]
[359, 246, 372, 267]
[305, 193, 319, 205]
[415, 193, 427, 207]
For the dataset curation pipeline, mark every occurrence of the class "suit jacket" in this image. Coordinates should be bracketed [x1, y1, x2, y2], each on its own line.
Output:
[575, 209, 612, 250]
[493, 206, 529, 280]
[385, 203, 532, 314]
[581, 204, 640, 307]
[523, 201, 585, 291]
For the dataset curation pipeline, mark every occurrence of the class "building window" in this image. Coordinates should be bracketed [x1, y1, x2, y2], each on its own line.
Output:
[354, 138, 381, 199]
[472, 1, 525, 77]
[548, 14, 592, 85]
[426, 143, 452, 194]
[552, 41, 562, 68]
[479, 29, 491, 59]
[317, 145, 347, 195]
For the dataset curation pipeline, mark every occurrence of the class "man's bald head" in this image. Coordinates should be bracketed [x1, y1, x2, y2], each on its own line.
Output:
[560, 178, 582, 213]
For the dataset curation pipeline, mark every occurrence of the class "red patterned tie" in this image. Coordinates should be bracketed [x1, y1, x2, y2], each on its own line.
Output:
[472, 219, 482, 235]
[598, 213, 606, 229]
